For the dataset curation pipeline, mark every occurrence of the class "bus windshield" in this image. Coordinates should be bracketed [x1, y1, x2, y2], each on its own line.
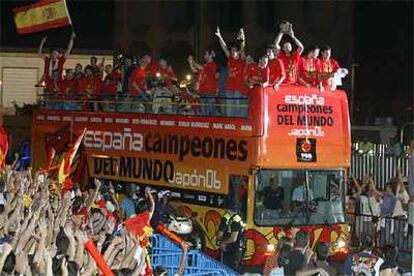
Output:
[254, 169, 345, 226]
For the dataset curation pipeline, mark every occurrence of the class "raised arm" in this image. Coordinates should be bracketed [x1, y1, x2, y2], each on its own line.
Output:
[145, 187, 155, 219]
[289, 28, 304, 54]
[274, 31, 283, 51]
[239, 28, 246, 60]
[38, 36, 48, 58]
[215, 27, 230, 58]
[187, 55, 203, 72]
[64, 32, 76, 58]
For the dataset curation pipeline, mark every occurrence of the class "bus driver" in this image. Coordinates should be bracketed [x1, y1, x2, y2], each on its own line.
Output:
[260, 176, 285, 211]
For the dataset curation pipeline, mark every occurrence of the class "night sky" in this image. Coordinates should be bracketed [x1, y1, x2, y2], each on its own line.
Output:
[1, 1, 413, 126]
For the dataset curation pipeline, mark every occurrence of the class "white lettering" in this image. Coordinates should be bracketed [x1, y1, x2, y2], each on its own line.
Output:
[191, 122, 209, 128]
[285, 94, 324, 105]
[160, 120, 175, 126]
[90, 117, 102, 123]
[84, 128, 144, 152]
[213, 123, 224, 129]
[47, 115, 61, 121]
[288, 126, 325, 137]
[168, 169, 221, 191]
[224, 124, 236, 130]
[241, 125, 252, 131]
[179, 121, 190, 127]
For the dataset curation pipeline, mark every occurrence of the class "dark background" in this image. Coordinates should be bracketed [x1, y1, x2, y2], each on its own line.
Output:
[1, 0, 413, 127]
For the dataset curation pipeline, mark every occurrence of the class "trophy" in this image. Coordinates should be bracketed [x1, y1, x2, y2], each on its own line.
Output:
[279, 21, 292, 34]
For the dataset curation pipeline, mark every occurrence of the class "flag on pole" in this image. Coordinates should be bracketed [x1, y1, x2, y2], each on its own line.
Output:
[0, 127, 9, 168]
[58, 128, 86, 187]
[13, 0, 72, 35]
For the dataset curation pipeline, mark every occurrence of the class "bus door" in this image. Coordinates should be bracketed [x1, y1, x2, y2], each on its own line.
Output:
[228, 175, 248, 220]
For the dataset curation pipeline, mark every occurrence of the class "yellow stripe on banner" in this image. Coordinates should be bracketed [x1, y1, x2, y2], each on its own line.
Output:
[14, 1, 68, 29]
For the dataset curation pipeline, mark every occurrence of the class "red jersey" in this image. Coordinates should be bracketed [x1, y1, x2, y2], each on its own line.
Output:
[102, 70, 121, 95]
[268, 58, 286, 86]
[226, 56, 245, 92]
[160, 66, 176, 87]
[198, 61, 218, 94]
[145, 60, 161, 77]
[44, 56, 66, 83]
[277, 49, 301, 85]
[318, 58, 340, 87]
[241, 63, 269, 96]
[79, 76, 102, 97]
[299, 57, 321, 87]
[45, 79, 61, 96]
[129, 67, 147, 97]
[59, 79, 75, 99]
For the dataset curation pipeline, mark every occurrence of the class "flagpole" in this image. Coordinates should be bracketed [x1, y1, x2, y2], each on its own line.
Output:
[62, 0, 75, 35]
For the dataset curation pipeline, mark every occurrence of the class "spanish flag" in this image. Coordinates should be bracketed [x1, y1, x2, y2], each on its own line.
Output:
[58, 128, 86, 188]
[0, 127, 8, 169]
[13, 0, 72, 35]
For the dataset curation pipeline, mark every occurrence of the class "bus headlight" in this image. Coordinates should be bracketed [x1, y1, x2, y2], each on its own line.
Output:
[337, 239, 346, 249]
[331, 239, 348, 253]
[266, 243, 275, 255]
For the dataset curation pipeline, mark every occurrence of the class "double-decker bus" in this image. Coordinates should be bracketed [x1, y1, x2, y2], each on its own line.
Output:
[31, 85, 351, 267]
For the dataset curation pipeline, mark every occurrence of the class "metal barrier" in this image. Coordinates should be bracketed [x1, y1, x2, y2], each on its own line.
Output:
[351, 150, 410, 189]
[348, 213, 412, 253]
[352, 142, 410, 156]
[37, 91, 250, 118]
[150, 234, 238, 276]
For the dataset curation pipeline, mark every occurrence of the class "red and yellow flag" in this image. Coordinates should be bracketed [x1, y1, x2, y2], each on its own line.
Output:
[58, 128, 86, 187]
[124, 211, 154, 248]
[0, 127, 8, 168]
[13, 0, 72, 35]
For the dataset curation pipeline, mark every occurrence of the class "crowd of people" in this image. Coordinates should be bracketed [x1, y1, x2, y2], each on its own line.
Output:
[37, 22, 347, 117]
[347, 170, 410, 247]
[0, 150, 412, 275]
[0, 165, 191, 276]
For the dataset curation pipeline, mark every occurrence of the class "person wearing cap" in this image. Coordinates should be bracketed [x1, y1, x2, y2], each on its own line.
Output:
[151, 190, 174, 228]
[216, 207, 246, 271]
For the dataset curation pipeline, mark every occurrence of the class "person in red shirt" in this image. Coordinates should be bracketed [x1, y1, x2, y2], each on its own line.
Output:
[74, 63, 84, 81]
[143, 55, 160, 77]
[215, 27, 246, 117]
[318, 45, 341, 91]
[158, 59, 178, 89]
[36, 32, 76, 87]
[197, 50, 218, 116]
[275, 26, 304, 85]
[266, 46, 286, 91]
[102, 64, 121, 97]
[247, 55, 270, 88]
[241, 55, 255, 95]
[79, 65, 102, 111]
[45, 69, 63, 109]
[129, 58, 150, 112]
[242, 55, 269, 117]
[298, 45, 321, 87]
[60, 69, 80, 111]
[60, 69, 76, 99]
[89, 56, 105, 79]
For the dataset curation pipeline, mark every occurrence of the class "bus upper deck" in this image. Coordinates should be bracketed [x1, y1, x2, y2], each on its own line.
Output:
[34, 85, 351, 171]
